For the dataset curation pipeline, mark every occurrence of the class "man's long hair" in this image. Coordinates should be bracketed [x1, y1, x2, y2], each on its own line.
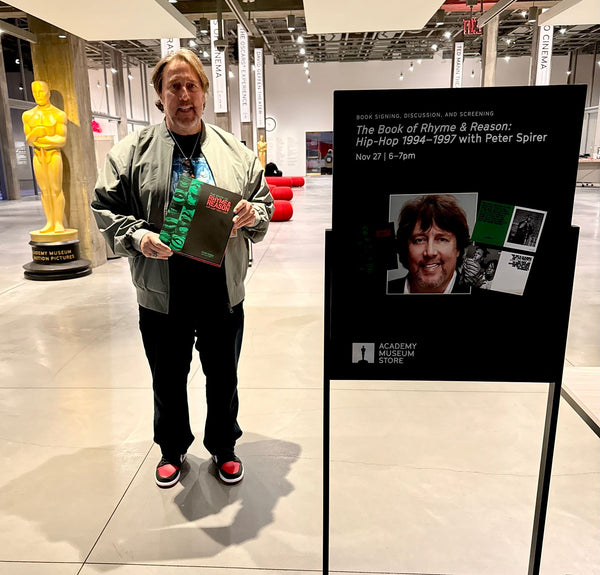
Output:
[396, 194, 471, 268]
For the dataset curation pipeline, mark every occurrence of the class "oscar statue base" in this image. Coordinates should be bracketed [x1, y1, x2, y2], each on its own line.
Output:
[23, 238, 92, 281]
[29, 228, 79, 242]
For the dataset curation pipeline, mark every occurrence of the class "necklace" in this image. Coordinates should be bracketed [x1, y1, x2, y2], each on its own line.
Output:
[167, 126, 201, 178]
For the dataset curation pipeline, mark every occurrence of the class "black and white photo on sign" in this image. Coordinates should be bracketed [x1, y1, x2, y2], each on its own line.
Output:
[459, 244, 501, 290]
[505, 206, 547, 252]
[386, 192, 478, 295]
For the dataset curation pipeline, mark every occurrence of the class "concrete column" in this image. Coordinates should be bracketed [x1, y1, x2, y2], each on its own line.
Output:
[28, 16, 107, 267]
[0, 42, 22, 200]
[110, 49, 128, 141]
[481, 15, 498, 87]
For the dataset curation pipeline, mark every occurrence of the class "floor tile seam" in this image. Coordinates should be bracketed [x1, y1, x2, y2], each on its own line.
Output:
[0, 560, 82, 566]
[83, 561, 321, 573]
[330, 461, 541, 478]
[0, 386, 150, 390]
[78, 442, 155, 575]
[328, 387, 550, 394]
[0, 282, 27, 296]
[329, 569, 452, 575]
[0, 436, 150, 451]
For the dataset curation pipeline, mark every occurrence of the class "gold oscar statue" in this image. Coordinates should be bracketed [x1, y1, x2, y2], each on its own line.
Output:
[257, 135, 267, 168]
[23, 81, 76, 241]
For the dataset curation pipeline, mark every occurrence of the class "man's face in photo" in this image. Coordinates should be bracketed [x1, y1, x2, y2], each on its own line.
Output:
[407, 220, 460, 293]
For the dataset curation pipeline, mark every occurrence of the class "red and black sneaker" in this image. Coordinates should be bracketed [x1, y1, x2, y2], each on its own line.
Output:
[155, 453, 186, 488]
[212, 452, 244, 484]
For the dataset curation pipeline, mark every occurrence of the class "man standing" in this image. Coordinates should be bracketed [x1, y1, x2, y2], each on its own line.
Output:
[388, 194, 471, 294]
[92, 49, 273, 488]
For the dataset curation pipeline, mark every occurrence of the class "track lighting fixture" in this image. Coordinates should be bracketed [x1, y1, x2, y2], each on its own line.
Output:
[286, 14, 296, 32]
[528, 6, 539, 23]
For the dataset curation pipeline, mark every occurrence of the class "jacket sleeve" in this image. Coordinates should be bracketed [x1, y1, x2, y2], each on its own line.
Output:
[242, 152, 274, 244]
[91, 141, 151, 257]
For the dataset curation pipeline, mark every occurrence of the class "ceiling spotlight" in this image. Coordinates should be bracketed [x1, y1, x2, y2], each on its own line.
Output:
[189, 39, 196, 48]
[297, 35, 304, 44]
[96, 81, 101, 88]
[409, 62, 414, 72]
[305, 68, 309, 75]
[528, 6, 539, 23]
[560, 27, 567, 34]
[228, 70, 234, 78]
[303, 61, 308, 68]
[567, 69, 572, 75]
[168, 0, 177, 3]
[203, 50, 209, 58]
[431, 44, 438, 51]
[110, 67, 118, 74]
[505, 37, 512, 44]
[399, 72, 404, 80]
[504, 56, 511, 62]
[417, 59, 422, 65]
[435, 9, 445, 26]
[471, 69, 475, 78]
[15, 58, 20, 64]
[299, 47, 306, 55]
[127, 74, 134, 80]
[521, 10, 527, 18]
[198, 17, 209, 34]
[58, 34, 67, 39]
[444, 31, 451, 39]
[286, 14, 296, 32]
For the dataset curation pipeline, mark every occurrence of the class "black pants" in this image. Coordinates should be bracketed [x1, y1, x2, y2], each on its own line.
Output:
[138, 254, 244, 459]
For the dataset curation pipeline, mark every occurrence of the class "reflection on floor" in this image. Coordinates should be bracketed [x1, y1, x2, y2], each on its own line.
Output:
[0, 180, 598, 575]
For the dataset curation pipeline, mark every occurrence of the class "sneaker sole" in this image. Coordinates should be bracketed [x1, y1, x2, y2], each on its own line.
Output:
[155, 469, 181, 488]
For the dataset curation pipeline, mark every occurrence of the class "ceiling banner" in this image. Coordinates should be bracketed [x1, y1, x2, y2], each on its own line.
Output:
[238, 24, 251, 123]
[254, 47, 265, 129]
[210, 19, 228, 113]
[160, 38, 180, 58]
[452, 41, 465, 88]
[536, 25, 554, 86]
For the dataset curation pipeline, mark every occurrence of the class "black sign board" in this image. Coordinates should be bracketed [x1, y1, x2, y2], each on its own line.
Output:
[327, 85, 586, 383]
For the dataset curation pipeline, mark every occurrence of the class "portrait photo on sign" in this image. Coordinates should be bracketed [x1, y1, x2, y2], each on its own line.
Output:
[504, 206, 547, 253]
[387, 192, 478, 295]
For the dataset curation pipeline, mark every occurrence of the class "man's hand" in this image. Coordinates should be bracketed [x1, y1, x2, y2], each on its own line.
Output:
[140, 232, 173, 260]
[232, 200, 257, 230]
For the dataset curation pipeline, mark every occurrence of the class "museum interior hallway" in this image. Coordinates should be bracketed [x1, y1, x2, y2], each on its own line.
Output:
[0, 177, 598, 575]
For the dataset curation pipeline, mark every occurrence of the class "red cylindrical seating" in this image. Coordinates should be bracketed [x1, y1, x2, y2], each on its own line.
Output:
[272, 200, 293, 221]
[266, 176, 305, 187]
[270, 186, 293, 201]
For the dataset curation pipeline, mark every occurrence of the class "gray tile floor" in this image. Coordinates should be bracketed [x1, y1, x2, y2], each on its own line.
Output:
[0, 179, 598, 575]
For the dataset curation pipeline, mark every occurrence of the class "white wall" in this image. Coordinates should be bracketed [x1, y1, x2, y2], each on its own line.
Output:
[89, 49, 599, 173]
[263, 52, 572, 176]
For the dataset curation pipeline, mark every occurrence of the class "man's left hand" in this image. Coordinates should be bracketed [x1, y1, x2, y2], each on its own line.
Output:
[232, 200, 257, 230]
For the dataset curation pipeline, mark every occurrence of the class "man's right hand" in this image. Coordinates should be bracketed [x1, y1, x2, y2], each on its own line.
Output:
[140, 232, 173, 260]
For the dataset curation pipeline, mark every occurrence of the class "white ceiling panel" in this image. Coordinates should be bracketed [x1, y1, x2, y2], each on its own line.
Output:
[303, 0, 445, 34]
[539, 0, 600, 25]
[3, 0, 196, 40]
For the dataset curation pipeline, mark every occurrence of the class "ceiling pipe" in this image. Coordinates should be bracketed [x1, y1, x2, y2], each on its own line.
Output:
[477, 0, 518, 28]
[223, 0, 261, 37]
